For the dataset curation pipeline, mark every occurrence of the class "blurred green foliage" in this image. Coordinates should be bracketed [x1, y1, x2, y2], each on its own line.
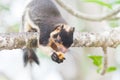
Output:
[6, 23, 20, 32]
[0, 4, 10, 11]
[88, 55, 103, 67]
[111, 0, 120, 5]
[88, 55, 117, 73]
[83, 0, 112, 9]
[0, 1, 20, 33]
[0, 1, 10, 11]
[106, 66, 117, 72]
[109, 20, 120, 28]
[83, 0, 120, 9]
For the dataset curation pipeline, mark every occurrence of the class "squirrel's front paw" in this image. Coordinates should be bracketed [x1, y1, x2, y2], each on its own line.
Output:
[51, 52, 65, 63]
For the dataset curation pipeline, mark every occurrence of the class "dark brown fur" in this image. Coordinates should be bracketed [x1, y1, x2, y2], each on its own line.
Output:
[21, 0, 74, 65]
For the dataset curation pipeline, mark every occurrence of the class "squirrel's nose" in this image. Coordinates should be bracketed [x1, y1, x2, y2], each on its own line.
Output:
[58, 46, 68, 53]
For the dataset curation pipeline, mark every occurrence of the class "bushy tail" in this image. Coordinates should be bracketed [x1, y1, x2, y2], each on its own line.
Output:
[23, 48, 39, 66]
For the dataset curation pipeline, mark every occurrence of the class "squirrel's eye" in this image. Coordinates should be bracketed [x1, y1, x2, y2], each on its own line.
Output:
[55, 35, 62, 43]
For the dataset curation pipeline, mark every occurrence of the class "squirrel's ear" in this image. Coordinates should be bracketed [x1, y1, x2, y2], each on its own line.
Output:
[50, 24, 64, 37]
[50, 24, 64, 38]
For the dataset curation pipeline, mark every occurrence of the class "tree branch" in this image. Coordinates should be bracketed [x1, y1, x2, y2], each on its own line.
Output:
[0, 32, 39, 50]
[72, 27, 120, 48]
[55, 0, 120, 21]
[0, 28, 120, 50]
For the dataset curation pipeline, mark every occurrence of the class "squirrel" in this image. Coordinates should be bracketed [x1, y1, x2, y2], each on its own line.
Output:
[21, 0, 74, 66]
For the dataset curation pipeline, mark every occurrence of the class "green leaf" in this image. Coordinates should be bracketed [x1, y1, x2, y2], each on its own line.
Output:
[112, 0, 120, 4]
[83, 0, 112, 9]
[109, 20, 119, 28]
[0, 4, 10, 11]
[88, 55, 103, 67]
[106, 66, 117, 72]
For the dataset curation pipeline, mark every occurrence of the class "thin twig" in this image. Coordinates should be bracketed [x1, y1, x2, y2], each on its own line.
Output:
[108, 16, 120, 20]
[101, 47, 107, 75]
[55, 0, 120, 21]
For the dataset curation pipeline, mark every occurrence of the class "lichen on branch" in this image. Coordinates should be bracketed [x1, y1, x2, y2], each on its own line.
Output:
[0, 28, 120, 50]
[72, 28, 120, 48]
[0, 32, 39, 50]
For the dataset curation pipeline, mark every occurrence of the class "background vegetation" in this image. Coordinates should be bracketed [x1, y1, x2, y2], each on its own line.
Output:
[0, 0, 120, 80]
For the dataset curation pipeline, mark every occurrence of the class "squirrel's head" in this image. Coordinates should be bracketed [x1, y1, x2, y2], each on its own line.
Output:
[49, 24, 74, 53]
